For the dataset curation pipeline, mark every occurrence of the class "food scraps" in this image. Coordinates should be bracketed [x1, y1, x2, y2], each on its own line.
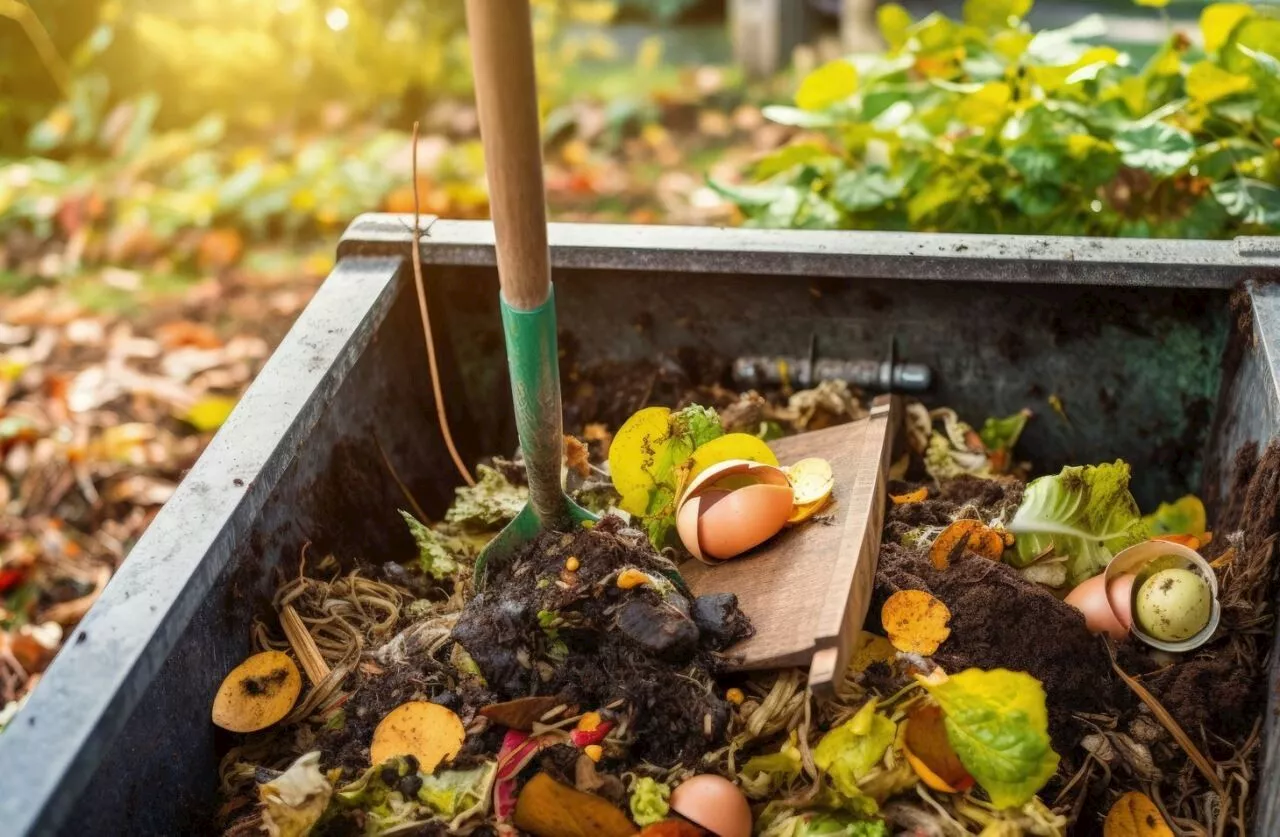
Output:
[1103, 791, 1174, 837]
[675, 459, 794, 561]
[915, 668, 1059, 809]
[881, 589, 952, 655]
[900, 704, 974, 793]
[1064, 572, 1134, 640]
[668, 775, 752, 837]
[929, 519, 1005, 569]
[891, 487, 928, 505]
[513, 772, 637, 837]
[1135, 568, 1212, 642]
[369, 701, 465, 771]
[478, 695, 565, 731]
[211, 650, 302, 733]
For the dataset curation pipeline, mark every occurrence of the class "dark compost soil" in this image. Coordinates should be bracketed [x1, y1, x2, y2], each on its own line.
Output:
[450, 515, 752, 767]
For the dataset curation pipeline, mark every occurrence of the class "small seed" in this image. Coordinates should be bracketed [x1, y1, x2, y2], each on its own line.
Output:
[726, 688, 745, 706]
[584, 744, 603, 762]
[565, 556, 580, 572]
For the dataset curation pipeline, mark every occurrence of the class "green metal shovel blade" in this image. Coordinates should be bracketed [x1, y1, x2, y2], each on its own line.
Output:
[475, 288, 597, 586]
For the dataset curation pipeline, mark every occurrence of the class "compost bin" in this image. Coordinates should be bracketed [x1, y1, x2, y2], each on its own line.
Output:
[0, 218, 1278, 836]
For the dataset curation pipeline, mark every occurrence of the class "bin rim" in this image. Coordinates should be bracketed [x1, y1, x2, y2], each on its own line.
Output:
[341, 214, 1280, 289]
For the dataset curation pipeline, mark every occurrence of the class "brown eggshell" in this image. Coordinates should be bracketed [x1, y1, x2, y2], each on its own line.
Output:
[696, 483, 794, 560]
[1106, 573, 1136, 631]
[669, 775, 752, 837]
[677, 489, 731, 560]
[680, 459, 789, 508]
[1064, 573, 1127, 640]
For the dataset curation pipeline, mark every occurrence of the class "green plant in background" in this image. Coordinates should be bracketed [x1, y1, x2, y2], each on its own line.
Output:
[718, 1, 1280, 237]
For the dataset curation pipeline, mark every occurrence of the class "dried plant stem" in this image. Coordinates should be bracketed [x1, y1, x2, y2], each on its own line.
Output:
[1105, 640, 1226, 796]
[410, 120, 475, 487]
[281, 604, 331, 685]
[374, 432, 428, 523]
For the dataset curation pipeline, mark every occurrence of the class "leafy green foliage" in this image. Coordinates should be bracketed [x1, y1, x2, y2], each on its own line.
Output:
[916, 669, 1059, 810]
[1008, 461, 1148, 585]
[723, 2, 1280, 237]
[813, 699, 897, 800]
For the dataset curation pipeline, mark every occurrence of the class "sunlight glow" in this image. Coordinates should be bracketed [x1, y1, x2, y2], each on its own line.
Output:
[325, 7, 350, 31]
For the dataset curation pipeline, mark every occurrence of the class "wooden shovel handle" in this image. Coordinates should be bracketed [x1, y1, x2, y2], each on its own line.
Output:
[465, 0, 551, 312]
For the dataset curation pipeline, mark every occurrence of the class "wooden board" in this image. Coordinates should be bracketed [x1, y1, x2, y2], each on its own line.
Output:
[679, 397, 900, 693]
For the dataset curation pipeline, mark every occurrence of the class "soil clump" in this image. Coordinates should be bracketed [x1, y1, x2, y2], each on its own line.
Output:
[451, 515, 752, 767]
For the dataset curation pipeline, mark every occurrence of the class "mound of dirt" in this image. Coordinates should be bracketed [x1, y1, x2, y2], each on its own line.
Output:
[873, 477, 1122, 754]
[451, 515, 752, 767]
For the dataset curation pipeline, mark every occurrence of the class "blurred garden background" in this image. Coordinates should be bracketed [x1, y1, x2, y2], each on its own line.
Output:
[1, 0, 1278, 724]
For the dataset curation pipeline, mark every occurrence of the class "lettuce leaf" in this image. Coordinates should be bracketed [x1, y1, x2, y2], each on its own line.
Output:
[1008, 461, 1147, 585]
[813, 700, 896, 799]
[1142, 494, 1207, 538]
[741, 733, 804, 798]
[916, 669, 1059, 810]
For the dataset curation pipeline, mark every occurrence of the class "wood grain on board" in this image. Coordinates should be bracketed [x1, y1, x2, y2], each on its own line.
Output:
[679, 397, 900, 693]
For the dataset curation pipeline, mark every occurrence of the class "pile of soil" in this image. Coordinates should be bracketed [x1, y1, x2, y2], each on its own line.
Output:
[872, 476, 1124, 754]
[451, 515, 752, 767]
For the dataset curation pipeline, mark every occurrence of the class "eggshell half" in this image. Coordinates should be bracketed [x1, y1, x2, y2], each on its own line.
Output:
[677, 488, 731, 560]
[1064, 573, 1127, 640]
[669, 775, 752, 837]
[696, 483, 794, 560]
[680, 459, 789, 508]
[1106, 573, 1136, 631]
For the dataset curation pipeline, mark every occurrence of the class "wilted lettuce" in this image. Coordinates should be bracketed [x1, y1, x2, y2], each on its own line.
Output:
[916, 668, 1059, 810]
[629, 777, 671, 826]
[400, 511, 461, 580]
[813, 700, 896, 800]
[1008, 460, 1147, 585]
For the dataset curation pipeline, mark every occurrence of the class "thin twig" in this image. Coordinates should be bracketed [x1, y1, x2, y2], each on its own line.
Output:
[1104, 640, 1226, 796]
[410, 121, 475, 487]
[374, 432, 428, 522]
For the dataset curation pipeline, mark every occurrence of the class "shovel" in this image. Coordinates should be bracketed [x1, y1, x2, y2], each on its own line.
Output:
[465, 0, 595, 585]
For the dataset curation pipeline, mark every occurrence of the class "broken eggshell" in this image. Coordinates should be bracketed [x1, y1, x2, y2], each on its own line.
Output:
[676, 459, 794, 561]
[1063, 572, 1134, 641]
[1103, 540, 1220, 652]
[669, 774, 752, 837]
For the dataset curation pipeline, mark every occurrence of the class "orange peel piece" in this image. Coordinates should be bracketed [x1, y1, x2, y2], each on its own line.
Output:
[1103, 791, 1174, 837]
[513, 772, 637, 837]
[900, 704, 974, 793]
[881, 590, 952, 655]
[370, 701, 465, 771]
[211, 650, 302, 733]
[929, 519, 1005, 569]
[891, 487, 929, 505]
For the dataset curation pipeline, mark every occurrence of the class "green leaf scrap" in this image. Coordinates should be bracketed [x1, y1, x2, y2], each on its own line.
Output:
[814, 700, 897, 800]
[915, 668, 1059, 809]
[399, 511, 462, 581]
[1009, 461, 1148, 584]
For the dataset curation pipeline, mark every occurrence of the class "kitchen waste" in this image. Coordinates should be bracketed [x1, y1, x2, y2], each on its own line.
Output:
[214, 373, 1278, 837]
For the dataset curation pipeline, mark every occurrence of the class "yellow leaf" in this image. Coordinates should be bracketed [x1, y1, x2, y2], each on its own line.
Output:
[956, 82, 1012, 128]
[183, 395, 238, 432]
[686, 433, 779, 484]
[1187, 61, 1252, 103]
[1067, 133, 1109, 158]
[635, 35, 663, 72]
[992, 30, 1032, 61]
[1134, 0, 1169, 7]
[1201, 3, 1255, 54]
[1103, 791, 1174, 837]
[929, 519, 1005, 569]
[963, 0, 1031, 30]
[796, 60, 858, 111]
[608, 407, 673, 516]
[881, 590, 952, 655]
[877, 3, 913, 50]
[566, 0, 616, 25]
[1116, 75, 1148, 115]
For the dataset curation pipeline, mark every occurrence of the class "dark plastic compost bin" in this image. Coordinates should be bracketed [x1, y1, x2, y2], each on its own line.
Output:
[2, 219, 1280, 836]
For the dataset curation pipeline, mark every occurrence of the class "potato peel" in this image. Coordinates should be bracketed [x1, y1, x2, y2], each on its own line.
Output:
[370, 700, 465, 771]
[891, 487, 929, 505]
[211, 650, 302, 733]
[881, 590, 952, 655]
[929, 519, 1005, 569]
[785, 457, 834, 506]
